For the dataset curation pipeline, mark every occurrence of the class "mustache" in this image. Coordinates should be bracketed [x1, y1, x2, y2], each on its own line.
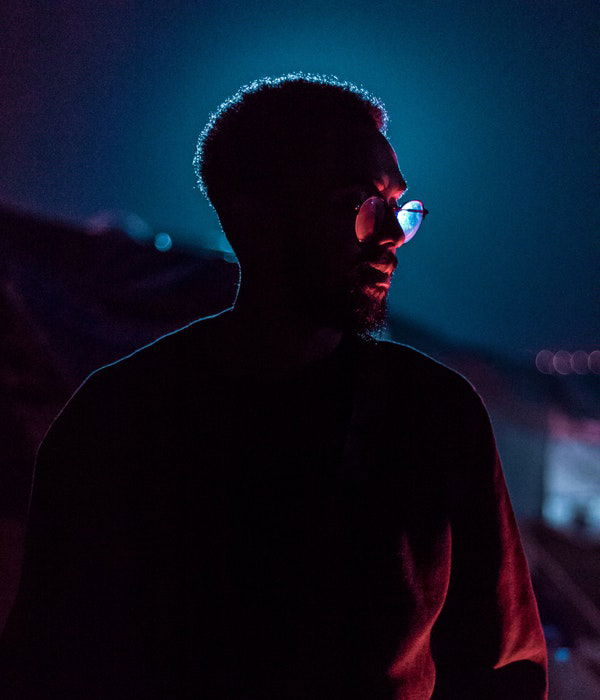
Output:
[358, 246, 398, 269]
[353, 250, 398, 284]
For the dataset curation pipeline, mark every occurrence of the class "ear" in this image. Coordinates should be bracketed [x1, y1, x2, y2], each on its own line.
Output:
[216, 192, 286, 234]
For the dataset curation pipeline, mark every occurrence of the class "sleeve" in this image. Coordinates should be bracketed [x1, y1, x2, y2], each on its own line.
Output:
[0, 372, 122, 697]
[429, 382, 548, 699]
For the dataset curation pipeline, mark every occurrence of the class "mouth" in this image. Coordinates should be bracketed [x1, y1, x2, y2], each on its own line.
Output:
[368, 262, 395, 276]
[358, 256, 396, 287]
[359, 272, 392, 295]
[350, 251, 397, 297]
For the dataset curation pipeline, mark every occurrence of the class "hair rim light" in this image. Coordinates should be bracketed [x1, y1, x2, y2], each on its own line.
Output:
[193, 71, 388, 199]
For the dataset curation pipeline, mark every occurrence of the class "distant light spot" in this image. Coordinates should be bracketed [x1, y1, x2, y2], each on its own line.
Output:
[125, 213, 152, 241]
[154, 232, 173, 252]
[571, 350, 589, 374]
[535, 350, 554, 374]
[553, 351, 572, 375]
[85, 210, 151, 241]
[536, 348, 600, 374]
[543, 496, 572, 528]
[554, 647, 570, 663]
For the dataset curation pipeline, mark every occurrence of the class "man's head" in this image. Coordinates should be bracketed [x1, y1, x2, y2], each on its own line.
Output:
[194, 74, 408, 335]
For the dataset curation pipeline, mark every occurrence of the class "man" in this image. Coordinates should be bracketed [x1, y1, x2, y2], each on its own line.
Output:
[1, 75, 548, 698]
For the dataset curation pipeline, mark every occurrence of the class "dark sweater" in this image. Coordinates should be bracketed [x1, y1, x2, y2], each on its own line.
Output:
[0, 314, 548, 698]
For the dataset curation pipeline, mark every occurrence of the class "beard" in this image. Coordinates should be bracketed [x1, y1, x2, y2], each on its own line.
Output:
[342, 259, 391, 336]
[282, 275, 387, 337]
[281, 244, 393, 337]
[346, 282, 388, 336]
[288, 265, 390, 337]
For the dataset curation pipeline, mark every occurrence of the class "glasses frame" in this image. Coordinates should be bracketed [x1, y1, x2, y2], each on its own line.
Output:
[354, 195, 429, 243]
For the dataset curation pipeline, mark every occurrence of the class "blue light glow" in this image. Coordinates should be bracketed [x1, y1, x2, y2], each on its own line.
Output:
[154, 232, 173, 252]
[554, 647, 570, 663]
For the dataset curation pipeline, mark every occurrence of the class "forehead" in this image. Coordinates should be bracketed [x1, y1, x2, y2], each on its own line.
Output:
[327, 128, 406, 194]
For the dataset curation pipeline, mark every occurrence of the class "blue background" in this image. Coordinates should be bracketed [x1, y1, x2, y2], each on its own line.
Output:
[1, 0, 597, 360]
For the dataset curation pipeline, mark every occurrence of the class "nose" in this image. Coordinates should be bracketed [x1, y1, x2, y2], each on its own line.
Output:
[376, 203, 405, 249]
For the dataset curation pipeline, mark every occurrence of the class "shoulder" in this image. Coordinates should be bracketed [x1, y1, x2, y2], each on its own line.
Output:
[365, 338, 481, 403]
[78, 311, 224, 395]
[40, 313, 222, 454]
[92, 313, 219, 387]
[364, 340, 500, 496]
[361, 338, 493, 445]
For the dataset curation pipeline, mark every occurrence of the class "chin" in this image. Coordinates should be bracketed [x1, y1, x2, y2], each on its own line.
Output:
[288, 278, 388, 336]
[345, 287, 388, 337]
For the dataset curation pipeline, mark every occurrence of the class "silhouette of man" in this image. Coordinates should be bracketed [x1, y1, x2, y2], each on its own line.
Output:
[1, 75, 548, 698]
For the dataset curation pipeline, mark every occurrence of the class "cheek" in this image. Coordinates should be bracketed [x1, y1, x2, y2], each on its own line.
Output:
[320, 217, 361, 265]
[293, 212, 361, 283]
[321, 240, 360, 283]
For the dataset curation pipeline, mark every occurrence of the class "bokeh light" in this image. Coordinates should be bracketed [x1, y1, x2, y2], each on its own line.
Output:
[554, 647, 570, 663]
[154, 232, 173, 252]
[571, 350, 589, 375]
[553, 351, 572, 375]
[536, 349, 599, 375]
[535, 350, 554, 374]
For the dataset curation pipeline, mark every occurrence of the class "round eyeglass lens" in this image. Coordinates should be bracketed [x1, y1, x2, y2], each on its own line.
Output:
[396, 200, 424, 243]
[355, 196, 385, 242]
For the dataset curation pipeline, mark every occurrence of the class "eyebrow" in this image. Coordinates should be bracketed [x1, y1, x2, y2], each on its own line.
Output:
[328, 183, 370, 202]
[330, 179, 408, 203]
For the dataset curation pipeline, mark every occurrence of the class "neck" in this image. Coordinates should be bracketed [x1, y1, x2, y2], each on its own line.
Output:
[214, 280, 343, 374]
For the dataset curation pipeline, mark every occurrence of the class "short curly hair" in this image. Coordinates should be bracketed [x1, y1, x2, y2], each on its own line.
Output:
[194, 73, 387, 211]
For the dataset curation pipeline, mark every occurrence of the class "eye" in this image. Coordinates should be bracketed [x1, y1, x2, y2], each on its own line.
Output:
[354, 190, 371, 208]
[330, 187, 371, 213]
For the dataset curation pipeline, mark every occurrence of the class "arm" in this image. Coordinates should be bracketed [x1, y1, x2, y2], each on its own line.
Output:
[0, 373, 125, 696]
[430, 386, 548, 698]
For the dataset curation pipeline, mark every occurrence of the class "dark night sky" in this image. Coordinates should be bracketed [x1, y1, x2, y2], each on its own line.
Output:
[1, 0, 598, 362]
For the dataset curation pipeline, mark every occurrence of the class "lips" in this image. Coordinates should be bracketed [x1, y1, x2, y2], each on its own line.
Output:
[356, 251, 397, 285]
[369, 262, 395, 276]
[355, 262, 393, 288]
[349, 247, 398, 296]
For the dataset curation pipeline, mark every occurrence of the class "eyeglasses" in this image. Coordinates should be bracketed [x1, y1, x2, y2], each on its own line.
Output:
[355, 197, 428, 244]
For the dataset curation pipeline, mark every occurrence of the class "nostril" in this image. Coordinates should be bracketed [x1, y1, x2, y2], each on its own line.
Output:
[378, 211, 405, 247]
